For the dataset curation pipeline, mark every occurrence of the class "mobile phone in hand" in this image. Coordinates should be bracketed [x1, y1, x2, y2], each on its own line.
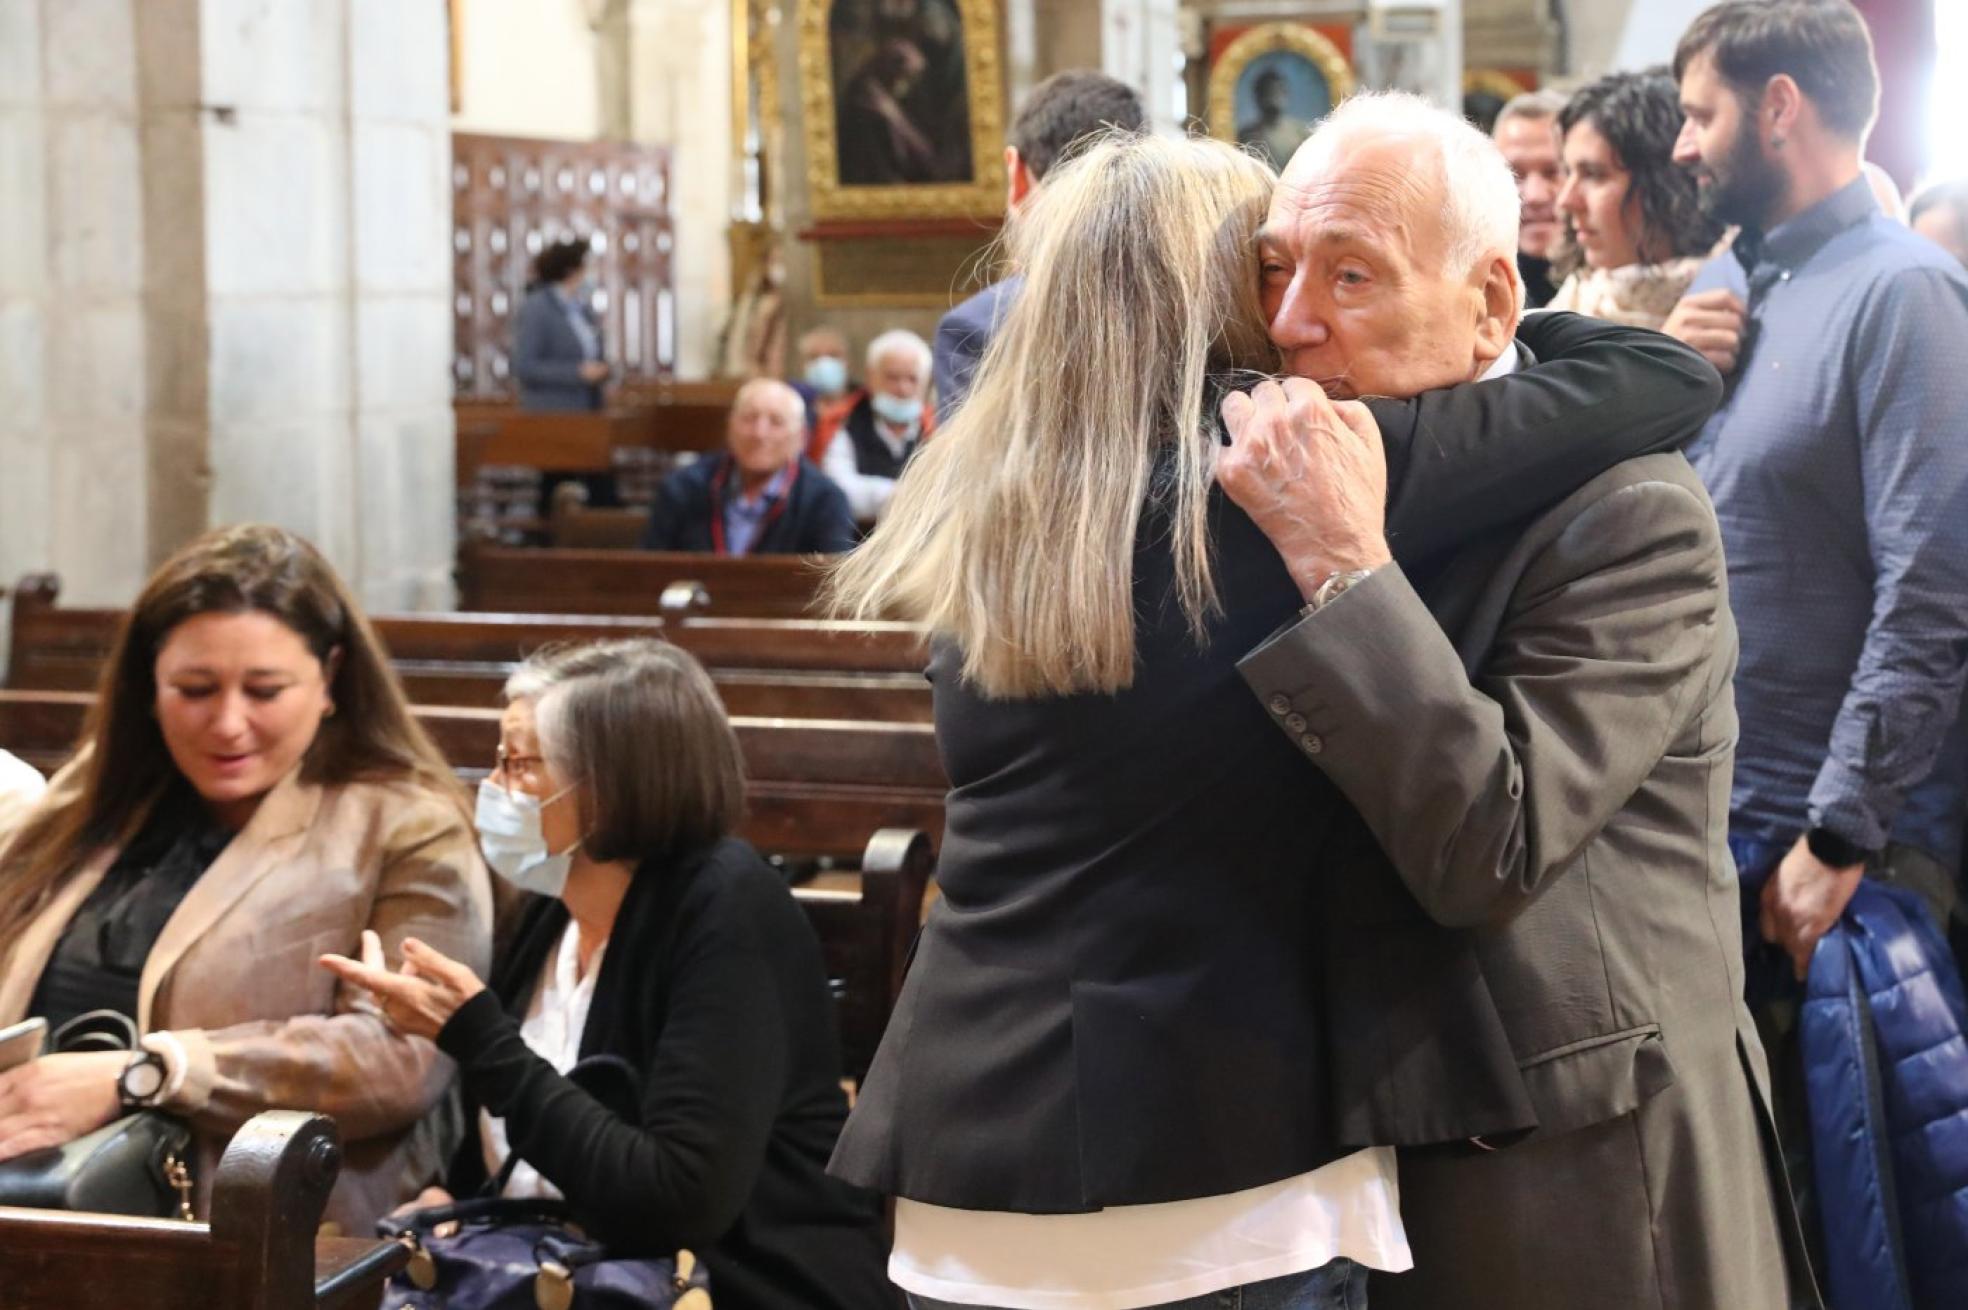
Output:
[0, 1016, 48, 1072]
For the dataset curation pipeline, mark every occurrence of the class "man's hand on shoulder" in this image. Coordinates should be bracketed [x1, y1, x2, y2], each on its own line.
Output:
[1662, 289, 1746, 376]
[1760, 833, 1866, 980]
[1216, 379, 1393, 603]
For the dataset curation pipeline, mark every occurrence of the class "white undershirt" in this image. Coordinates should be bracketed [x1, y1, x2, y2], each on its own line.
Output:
[480, 920, 606, 1201]
[890, 1149, 1411, 1310]
[822, 422, 917, 521]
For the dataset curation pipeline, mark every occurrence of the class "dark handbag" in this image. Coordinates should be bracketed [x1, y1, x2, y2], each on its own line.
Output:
[377, 1057, 709, 1310]
[0, 1010, 196, 1219]
[378, 1198, 711, 1310]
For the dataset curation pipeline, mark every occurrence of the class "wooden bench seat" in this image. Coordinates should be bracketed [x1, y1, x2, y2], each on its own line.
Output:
[0, 1111, 404, 1310]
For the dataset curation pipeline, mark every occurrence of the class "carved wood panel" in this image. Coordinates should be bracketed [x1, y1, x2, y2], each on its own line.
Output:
[451, 133, 677, 400]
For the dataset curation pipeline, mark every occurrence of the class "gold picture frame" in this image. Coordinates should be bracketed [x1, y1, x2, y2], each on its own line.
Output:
[798, 0, 1008, 222]
[1206, 23, 1356, 169]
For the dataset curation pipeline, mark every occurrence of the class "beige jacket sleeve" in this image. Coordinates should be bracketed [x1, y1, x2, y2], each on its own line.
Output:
[164, 787, 494, 1142]
[1239, 474, 1727, 929]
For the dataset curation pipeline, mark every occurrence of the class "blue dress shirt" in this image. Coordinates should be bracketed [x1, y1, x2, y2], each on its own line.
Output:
[722, 464, 792, 557]
[1686, 176, 1968, 868]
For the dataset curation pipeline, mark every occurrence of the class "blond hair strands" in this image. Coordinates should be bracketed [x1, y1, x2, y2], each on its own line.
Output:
[826, 133, 1278, 699]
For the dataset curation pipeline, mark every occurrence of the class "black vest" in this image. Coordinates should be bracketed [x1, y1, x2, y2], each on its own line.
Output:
[843, 398, 920, 481]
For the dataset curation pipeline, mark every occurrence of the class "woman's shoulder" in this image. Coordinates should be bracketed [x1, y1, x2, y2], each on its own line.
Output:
[316, 776, 476, 854]
[657, 838, 805, 939]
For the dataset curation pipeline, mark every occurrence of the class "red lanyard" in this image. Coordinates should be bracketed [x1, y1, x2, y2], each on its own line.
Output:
[708, 456, 801, 556]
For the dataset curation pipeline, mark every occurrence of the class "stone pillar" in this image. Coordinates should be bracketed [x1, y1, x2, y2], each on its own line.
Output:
[0, 0, 153, 606]
[0, 0, 458, 617]
[1102, 0, 1184, 134]
[621, 0, 733, 381]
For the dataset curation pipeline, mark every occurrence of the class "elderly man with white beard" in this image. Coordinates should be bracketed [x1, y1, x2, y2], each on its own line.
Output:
[1221, 94, 1813, 1310]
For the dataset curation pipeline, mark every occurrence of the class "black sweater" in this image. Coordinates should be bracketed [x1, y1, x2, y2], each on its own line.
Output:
[438, 837, 891, 1310]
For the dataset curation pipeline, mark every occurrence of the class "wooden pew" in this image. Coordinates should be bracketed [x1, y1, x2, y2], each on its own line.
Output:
[0, 1111, 406, 1310]
[6, 576, 932, 723]
[457, 544, 831, 619]
[0, 690, 944, 1077]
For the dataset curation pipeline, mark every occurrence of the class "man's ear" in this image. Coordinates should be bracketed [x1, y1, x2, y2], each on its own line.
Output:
[1473, 254, 1520, 365]
[1761, 74, 1803, 147]
[1005, 146, 1035, 213]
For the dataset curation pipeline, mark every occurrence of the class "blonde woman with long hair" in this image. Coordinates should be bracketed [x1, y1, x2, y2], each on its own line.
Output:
[827, 132, 1725, 1310]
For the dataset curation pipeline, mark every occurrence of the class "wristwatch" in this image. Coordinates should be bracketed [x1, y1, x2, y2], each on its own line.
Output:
[1303, 568, 1377, 615]
[118, 1048, 168, 1109]
[1805, 826, 1872, 870]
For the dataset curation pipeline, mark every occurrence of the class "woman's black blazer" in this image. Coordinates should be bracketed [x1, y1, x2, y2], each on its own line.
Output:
[438, 836, 892, 1310]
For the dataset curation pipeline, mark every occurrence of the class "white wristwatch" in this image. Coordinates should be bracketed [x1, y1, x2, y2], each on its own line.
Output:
[1303, 567, 1377, 615]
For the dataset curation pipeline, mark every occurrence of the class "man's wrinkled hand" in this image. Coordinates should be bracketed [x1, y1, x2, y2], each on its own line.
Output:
[1215, 378, 1393, 603]
[1759, 833, 1865, 980]
[1662, 289, 1746, 376]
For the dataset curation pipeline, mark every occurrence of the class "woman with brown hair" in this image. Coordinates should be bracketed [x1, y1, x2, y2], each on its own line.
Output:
[322, 639, 890, 1310]
[0, 524, 493, 1230]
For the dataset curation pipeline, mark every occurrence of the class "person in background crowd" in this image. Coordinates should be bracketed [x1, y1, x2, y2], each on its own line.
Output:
[1667, 0, 1968, 1285]
[1232, 91, 1799, 1310]
[819, 329, 934, 523]
[641, 378, 856, 556]
[932, 70, 1146, 420]
[791, 324, 854, 434]
[1491, 90, 1568, 307]
[323, 640, 891, 1310]
[515, 237, 609, 412]
[1547, 68, 1727, 327]
[1912, 179, 1968, 267]
[0, 750, 46, 836]
[0, 525, 493, 1231]
[828, 120, 1749, 1310]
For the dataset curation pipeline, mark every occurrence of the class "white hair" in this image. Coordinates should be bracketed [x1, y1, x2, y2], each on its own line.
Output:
[1294, 92, 1524, 309]
[865, 328, 931, 376]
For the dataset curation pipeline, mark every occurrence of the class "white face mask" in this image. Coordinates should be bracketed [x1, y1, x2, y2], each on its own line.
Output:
[870, 390, 922, 427]
[475, 779, 579, 898]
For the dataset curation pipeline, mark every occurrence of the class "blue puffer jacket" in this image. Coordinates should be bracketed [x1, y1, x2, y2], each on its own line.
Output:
[1801, 881, 1968, 1310]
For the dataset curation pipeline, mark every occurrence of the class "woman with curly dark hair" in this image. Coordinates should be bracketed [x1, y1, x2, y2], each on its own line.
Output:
[1550, 68, 1728, 327]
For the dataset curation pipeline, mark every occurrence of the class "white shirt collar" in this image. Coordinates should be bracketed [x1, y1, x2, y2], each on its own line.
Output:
[1479, 341, 1523, 382]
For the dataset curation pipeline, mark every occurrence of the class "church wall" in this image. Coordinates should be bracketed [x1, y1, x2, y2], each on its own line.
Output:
[450, 0, 603, 142]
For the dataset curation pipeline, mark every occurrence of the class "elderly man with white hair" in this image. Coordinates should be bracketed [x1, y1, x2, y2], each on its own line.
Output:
[817, 328, 935, 523]
[641, 378, 857, 555]
[1223, 94, 1807, 1309]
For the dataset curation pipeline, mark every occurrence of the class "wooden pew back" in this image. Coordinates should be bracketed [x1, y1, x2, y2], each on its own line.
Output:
[0, 1112, 406, 1310]
[457, 545, 829, 618]
[6, 577, 933, 722]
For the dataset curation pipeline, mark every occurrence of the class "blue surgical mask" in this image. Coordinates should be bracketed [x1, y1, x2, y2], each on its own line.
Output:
[475, 779, 579, 898]
[804, 355, 848, 397]
[870, 390, 922, 426]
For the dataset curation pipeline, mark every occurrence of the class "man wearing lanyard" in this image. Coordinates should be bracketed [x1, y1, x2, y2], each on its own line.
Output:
[1664, 0, 1968, 1259]
[640, 379, 857, 556]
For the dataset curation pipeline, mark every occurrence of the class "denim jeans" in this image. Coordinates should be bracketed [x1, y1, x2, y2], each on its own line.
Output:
[906, 1257, 1370, 1310]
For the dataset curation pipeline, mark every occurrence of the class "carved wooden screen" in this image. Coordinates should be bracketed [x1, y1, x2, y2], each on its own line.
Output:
[451, 133, 676, 400]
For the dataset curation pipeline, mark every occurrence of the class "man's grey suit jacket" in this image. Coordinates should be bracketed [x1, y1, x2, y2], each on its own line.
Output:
[1242, 453, 1814, 1310]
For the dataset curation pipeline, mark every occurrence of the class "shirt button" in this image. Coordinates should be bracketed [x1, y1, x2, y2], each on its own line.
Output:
[1779, 270, 1791, 281]
[1268, 694, 1291, 716]
[1300, 733, 1324, 755]
[1285, 713, 1308, 733]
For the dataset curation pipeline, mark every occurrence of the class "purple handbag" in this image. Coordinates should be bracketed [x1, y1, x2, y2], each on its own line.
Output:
[377, 1196, 710, 1310]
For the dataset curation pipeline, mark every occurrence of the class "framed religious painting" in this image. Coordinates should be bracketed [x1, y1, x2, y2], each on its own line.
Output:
[1207, 23, 1356, 172]
[799, 0, 1008, 222]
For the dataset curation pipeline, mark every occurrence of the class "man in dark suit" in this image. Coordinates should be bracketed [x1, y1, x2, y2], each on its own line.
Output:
[1221, 93, 1812, 1308]
[641, 379, 856, 556]
[931, 70, 1144, 421]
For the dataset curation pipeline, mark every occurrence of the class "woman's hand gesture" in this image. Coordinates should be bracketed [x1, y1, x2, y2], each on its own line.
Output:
[321, 930, 485, 1041]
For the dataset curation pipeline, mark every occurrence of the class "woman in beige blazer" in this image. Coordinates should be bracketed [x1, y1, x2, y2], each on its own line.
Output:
[0, 524, 493, 1232]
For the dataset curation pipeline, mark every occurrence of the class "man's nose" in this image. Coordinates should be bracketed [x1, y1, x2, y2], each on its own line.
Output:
[1523, 174, 1556, 206]
[1671, 121, 1700, 168]
[1269, 291, 1330, 351]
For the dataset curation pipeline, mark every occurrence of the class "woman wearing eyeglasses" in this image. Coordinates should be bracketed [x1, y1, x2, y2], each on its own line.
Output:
[322, 639, 890, 1310]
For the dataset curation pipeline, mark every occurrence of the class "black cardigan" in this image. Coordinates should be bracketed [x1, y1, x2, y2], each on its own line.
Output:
[438, 837, 891, 1310]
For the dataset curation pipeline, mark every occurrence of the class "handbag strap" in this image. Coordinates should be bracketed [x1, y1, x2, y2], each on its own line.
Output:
[52, 1009, 138, 1053]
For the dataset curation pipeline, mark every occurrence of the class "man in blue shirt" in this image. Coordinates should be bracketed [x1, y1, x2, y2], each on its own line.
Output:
[1669, 3, 1968, 969]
